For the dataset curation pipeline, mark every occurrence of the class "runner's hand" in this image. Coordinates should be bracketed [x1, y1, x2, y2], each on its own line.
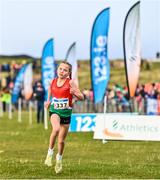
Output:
[44, 101, 50, 109]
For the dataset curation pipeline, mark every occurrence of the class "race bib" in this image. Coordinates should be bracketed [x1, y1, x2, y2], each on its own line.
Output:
[51, 98, 69, 109]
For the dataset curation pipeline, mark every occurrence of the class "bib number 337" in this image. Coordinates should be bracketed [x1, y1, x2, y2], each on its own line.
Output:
[51, 98, 69, 109]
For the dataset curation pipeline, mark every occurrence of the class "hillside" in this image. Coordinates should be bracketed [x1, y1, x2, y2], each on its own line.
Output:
[78, 59, 160, 90]
[0, 57, 160, 90]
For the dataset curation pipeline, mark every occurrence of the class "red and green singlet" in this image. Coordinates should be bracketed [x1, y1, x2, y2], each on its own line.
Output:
[49, 78, 73, 117]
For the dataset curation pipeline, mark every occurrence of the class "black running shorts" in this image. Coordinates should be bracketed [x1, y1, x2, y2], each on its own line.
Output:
[49, 112, 71, 124]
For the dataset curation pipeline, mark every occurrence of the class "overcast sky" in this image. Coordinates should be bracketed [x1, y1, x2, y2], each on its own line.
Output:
[0, 0, 159, 60]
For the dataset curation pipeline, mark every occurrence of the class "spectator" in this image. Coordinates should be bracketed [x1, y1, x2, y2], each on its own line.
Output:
[1, 87, 11, 112]
[33, 81, 45, 123]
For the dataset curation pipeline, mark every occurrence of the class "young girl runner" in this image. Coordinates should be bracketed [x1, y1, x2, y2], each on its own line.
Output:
[44, 61, 84, 174]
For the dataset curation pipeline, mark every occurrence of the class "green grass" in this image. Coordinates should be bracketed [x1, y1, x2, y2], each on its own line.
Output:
[0, 112, 160, 179]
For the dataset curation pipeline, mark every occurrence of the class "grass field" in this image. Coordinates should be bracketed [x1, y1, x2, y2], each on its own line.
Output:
[0, 112, 160, 179]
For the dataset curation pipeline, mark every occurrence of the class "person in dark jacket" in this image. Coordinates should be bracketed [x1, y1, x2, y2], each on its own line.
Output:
[33, 81, 45, 123]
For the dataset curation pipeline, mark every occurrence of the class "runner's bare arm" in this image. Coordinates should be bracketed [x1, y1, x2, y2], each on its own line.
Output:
[69, 80, 84, 100]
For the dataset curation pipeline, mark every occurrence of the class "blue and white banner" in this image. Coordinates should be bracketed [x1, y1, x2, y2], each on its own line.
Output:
[90, 8, 110, 104]
[69, 114, 97, 132]
[12, 64, 28, 103]
[42, 38, 55, 100]
[69, 113, 135, 132]
[65, 42, 78, 86]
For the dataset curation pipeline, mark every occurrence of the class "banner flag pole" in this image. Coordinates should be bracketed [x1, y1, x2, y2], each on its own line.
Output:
[0, 101, 3, 117]
[44, 106, 48, 130]
[102, 95, 108, 144]
[29, 101, 32, 125]
[18, 98, 22, 123]
[8, 102, 12, 119]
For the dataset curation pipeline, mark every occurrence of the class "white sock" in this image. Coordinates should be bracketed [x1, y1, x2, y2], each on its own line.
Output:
[48, 148, 54, 156]
[56, 153, 62, 161]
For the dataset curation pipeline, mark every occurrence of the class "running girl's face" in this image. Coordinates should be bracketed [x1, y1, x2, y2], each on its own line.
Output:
[57, 63, 70, 79]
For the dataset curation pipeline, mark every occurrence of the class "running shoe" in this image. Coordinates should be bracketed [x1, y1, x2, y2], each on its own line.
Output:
[44, 154, 53, 167]
[55, 159, 62, 173]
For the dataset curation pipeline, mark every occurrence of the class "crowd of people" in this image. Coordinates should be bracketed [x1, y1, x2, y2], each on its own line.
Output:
[0, 61, 160, 119]
[0, 61, 25, 89]
[81, 83, 160, 115]
[0, 61, 43, 123]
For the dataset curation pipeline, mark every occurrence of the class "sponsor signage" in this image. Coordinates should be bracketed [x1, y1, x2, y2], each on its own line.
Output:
[94, 114, 160, 141]
[69, 114, 97, 132]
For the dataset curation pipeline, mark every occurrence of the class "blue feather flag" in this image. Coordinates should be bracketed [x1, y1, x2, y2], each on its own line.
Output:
[90, 8, 110, 104]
